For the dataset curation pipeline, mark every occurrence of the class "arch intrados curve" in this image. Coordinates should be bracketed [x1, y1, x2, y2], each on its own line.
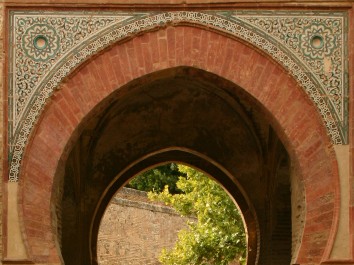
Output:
[18, 26, 339, 264]
[92, 148, 259, 265]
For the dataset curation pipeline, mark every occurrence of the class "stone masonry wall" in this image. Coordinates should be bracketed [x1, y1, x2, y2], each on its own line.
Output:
[0, 3, 4, 261]
[97, 188, 192, 265]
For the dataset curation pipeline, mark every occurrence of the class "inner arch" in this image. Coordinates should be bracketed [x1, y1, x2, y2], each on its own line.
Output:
[98, 162, 249, 265]
[55, 67, 293, 265]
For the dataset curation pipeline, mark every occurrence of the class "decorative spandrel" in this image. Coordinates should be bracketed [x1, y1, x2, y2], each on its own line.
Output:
[11, 12, 133, 131]
[7, 10, 348, 181]
[236, 13, 346, 121]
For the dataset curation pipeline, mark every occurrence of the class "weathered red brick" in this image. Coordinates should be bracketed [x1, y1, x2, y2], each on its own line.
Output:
[18, 26, 341, 265]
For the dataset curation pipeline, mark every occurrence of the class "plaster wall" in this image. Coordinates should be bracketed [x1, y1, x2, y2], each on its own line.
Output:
[330, 146, 351, 260]
[6, 184, 26, 260]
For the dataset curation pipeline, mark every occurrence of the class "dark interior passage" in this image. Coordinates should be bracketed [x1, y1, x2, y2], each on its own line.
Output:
[54, 67, 292, 265]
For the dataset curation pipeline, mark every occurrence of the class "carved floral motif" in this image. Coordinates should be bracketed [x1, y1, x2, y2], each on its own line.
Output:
[8, 11, 348, 181]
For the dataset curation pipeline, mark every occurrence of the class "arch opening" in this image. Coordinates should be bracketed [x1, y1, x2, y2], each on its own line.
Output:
[97, 163, 249, 265]
[53, 67, 294, 265]
[17, 23, 340, 265]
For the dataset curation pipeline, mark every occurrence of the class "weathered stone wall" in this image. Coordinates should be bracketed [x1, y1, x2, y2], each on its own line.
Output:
[97, 188, 192, 265]
[290, 165, 305, 263]
[0, 2, 4, 262]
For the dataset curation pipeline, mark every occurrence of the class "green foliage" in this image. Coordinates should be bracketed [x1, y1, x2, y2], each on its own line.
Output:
[128, 163, 185, 194]
[148, 165, 247, 265]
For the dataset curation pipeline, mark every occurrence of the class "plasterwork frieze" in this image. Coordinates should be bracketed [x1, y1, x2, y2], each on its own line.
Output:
[236, 12, 346, 122]
[7, 10, 348, 181]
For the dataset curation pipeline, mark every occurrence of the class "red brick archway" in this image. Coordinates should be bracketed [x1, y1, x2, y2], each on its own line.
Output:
[18, 26, 339, 264]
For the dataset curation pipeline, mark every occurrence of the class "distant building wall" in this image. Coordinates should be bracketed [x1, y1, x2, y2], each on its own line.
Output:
[97, 188, 191, 265]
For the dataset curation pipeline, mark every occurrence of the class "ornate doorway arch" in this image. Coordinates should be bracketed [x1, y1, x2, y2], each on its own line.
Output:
[16, 25, 339, 265]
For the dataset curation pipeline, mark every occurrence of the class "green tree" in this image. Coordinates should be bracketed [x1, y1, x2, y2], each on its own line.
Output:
[128, 163, 185, 194]
[148, 165, 247, 265]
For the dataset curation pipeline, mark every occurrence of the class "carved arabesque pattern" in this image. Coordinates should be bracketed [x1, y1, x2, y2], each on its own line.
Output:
[8, 11, 347, 181]
[238, 15, 344, 118]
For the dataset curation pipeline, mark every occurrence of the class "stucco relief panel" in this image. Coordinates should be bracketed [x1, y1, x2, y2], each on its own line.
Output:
[7, 10, 348, 181]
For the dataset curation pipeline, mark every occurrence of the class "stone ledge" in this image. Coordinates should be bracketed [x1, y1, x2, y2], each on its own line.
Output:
[113, 188, 183, 216]
[2, 0, 353, 8]
[321, 260, 354, 265]
[2, 259, 34, 264]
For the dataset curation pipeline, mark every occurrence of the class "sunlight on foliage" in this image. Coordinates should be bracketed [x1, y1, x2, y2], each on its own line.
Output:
[148, 165, 247, 265]
[128, 163, 185, 194]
